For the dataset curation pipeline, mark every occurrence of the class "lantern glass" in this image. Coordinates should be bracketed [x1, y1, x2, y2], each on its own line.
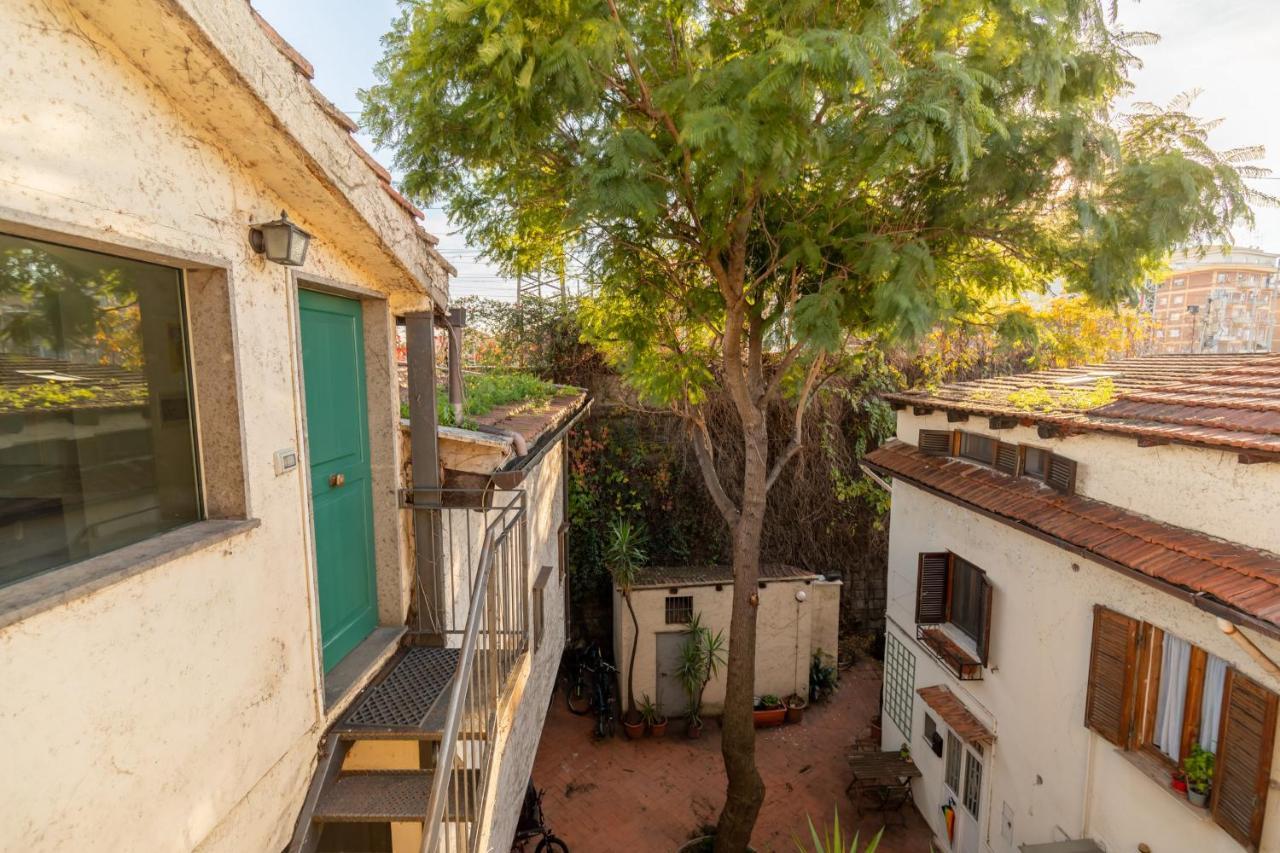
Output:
[252, 212, 311, 267]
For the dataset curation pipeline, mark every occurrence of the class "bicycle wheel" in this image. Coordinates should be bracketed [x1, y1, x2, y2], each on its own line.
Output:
[565, 680, 591, 715]
[536, 834, 569, 853]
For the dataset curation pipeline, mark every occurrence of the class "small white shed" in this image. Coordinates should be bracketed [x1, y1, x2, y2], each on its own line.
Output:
[612, 564, 842, 717]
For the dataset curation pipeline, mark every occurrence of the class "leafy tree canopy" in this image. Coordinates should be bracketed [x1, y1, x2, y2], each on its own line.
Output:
[367, 0, 1264, 410]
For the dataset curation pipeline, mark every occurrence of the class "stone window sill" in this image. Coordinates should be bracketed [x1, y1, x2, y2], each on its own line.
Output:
[1115, 746, 1211, 820]
[0, 518, 260, 633]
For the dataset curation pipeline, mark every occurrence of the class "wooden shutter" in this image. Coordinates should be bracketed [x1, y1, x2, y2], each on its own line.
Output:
[976, 576, 994, 665]
[1046, 454, 1078, 493]
[1084, 605, 1139, 746]
[1211, 669, 1278, 850]
[993, 442, 1020, 475]
[919, 429, 954, 457]
[916, 552, 951, 624]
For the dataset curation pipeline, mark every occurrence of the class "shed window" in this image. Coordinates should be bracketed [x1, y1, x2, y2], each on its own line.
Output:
[664, 595, 693, 625]
[0, 233, 200, 588]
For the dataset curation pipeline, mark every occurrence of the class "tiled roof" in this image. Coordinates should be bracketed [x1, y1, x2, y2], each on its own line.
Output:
[864, 440, 1280, 635]
[477, 389, 589, 458]
[917, 685, 994, 745]
[632, 563, 818, 589]
[0, 354, 146, 414]
[884, 354, 1280, 455]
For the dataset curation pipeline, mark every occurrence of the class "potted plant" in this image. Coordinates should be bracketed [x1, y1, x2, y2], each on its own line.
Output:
[785, 693, 808, 724]
[809, 650, 838, 703]
[676, 613, 726, 739]
[1184, 745, 1215, 807]
[640, 694, 668, 737]
[898, 742, 912, 762]
[605, 518, 647, 739]
[1171, 768, 1188, 794]
[753, 694, 786, 728]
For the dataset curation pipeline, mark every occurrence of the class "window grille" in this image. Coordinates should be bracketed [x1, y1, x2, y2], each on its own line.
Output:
[883, 632, 916, 739]
[664, 595, 693, 624]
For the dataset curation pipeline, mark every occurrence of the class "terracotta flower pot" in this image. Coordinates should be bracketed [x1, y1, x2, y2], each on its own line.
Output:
[650, 717, 669, 737]
[785, 695, 808, 724]
[623, 712, 646, 740]
[753, 707, 787, 728]
[686, 719, 703, 739]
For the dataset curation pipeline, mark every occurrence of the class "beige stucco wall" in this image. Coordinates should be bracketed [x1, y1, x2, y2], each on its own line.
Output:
[811, 579, 842, 663]
[0, 1, 447, 851]
[881, 477, 1280, 853]
[896, 409, 1280, 555]
[615, 575, 838, 716]
[477, 441, 570, 853]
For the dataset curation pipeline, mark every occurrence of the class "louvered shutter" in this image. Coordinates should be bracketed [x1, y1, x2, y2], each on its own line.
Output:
[1084, 605, 1139, 747]
[994, 442, 1020, 475]
[1046, 454, 1078, 493]
[977, 576, 994, 665]
[1211, 670, 1278, 850]
[916, 552, 951, 624]
[919, 429, 954, 457]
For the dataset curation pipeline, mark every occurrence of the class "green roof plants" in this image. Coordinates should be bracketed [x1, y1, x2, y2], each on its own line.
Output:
[399, 370, 567, 428]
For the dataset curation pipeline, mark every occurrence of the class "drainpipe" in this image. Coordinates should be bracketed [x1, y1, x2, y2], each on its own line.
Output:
[447, 307, 466, 425]
[405, 311, 445, 635]
[859, 463, 892, 492]
[1218, 619, 1280, 679]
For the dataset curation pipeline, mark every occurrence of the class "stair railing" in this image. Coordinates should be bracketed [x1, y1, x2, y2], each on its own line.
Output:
[421, 491, 528, 853]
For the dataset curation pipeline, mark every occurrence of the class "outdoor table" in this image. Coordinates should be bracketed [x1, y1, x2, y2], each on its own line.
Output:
[846, 752, 921, 820]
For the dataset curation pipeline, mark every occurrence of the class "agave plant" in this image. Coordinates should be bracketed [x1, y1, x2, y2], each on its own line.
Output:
[795, 812, 882, 853]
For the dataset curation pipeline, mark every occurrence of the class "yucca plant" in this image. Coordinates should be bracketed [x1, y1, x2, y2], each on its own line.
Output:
[795, 812, 882, 853]
[605, 517, 646, 719]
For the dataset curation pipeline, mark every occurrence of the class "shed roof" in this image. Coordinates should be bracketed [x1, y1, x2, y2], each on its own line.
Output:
[884, 354, 1280, 456]
[632, 564, 818, 589]
[917, 684, 994, 745]
[864, 440, 1280, 637]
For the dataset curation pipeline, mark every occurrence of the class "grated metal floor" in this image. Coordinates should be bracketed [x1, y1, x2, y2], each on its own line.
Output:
[341, 646, 459, 730]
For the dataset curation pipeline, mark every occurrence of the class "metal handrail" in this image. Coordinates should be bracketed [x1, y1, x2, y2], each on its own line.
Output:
[420, 494, 527, 853]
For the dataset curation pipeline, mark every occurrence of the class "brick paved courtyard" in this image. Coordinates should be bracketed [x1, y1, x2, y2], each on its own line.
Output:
[531, 660, 937, 852]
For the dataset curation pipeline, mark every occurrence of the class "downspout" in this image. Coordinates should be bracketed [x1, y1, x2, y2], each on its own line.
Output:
[859, 462, 892, 492]
[1218, 619, 1280, 680]
[447, 306, 466, 424]
[405, 311, 445, 635]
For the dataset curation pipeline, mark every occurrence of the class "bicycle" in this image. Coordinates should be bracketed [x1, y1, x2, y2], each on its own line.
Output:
[590, 657, 617, 740]
[511, 781, 569, 853]
[562, 642, 594, 716]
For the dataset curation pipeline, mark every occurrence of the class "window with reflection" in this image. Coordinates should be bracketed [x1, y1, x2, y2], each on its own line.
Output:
[0, 233, 200, 587]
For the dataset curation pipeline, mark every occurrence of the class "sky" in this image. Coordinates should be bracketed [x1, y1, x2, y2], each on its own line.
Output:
[251, 0, 1280, 301]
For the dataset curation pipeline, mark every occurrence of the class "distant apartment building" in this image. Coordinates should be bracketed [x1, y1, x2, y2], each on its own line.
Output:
[1150, 247, 1280, 354]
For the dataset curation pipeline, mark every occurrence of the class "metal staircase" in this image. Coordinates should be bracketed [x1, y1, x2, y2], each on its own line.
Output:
[287, 494, 528, 853]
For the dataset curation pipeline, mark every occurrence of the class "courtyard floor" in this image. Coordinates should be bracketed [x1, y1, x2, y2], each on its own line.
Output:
[531, 659, 938, 852]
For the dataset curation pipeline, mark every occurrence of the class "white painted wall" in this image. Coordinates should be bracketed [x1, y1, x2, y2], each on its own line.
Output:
[883, 478, 1280, 853]
[895, 410, 1280, 554]
[614, 576, 838, 715]
[0, 1, 444, 850]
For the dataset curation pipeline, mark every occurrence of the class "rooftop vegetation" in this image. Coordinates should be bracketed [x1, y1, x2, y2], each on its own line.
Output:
[400, 370, 568, 428]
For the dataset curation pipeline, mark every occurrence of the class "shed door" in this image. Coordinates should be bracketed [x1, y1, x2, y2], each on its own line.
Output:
[656, 632, 687, 718]
[298, 289, 378, 672]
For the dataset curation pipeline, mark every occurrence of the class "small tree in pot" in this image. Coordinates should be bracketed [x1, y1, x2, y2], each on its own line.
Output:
[678, 612, 726, 738]
[606, 518, 646, 739]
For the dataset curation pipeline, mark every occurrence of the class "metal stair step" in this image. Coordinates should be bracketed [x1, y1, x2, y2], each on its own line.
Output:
[313, 769, 480, 824]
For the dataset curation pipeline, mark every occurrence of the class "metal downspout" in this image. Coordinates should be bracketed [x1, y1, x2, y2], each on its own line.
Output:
[405, 311, 445, 635]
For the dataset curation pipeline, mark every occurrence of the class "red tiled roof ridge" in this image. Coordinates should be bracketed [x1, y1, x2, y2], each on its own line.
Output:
[864, 440, 1280, 628]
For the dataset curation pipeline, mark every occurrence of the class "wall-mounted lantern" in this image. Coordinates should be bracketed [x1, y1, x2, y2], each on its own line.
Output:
[249, 211, 311, 266]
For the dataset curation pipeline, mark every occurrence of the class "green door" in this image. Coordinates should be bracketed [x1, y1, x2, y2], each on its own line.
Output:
[298, 289, 379, 672]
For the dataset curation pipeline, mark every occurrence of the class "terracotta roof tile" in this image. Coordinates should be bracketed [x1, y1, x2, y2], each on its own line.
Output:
[864, 440, 1280, 633]
[917, 685, 993, 745]
[884, 354, 1280, 455]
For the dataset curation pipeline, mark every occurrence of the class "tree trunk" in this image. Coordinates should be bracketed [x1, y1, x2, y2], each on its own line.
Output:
[625, 590, 639, 716]
[714, 418, 769, 853]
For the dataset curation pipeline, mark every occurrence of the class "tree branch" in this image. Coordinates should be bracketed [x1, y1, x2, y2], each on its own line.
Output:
[765, 351, 825, 492]
[687, 410, 741, 527]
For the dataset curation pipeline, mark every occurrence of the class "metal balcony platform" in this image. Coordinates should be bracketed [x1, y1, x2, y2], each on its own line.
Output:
[335, 645, 460, 738]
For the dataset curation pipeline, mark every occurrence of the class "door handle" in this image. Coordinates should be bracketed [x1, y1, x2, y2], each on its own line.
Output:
[329, 473, 345, 488]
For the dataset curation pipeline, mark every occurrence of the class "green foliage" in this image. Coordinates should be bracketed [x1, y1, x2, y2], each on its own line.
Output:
[809, 651, 838, 704]
[604, 517, 646, 593]
[455, 296, 603, 384]
[399, 370, 563, 427]
[366, 0, 1263, 409]
[0, 381, 145, 412]
[638, 693, 661, 725]
[757, 694, 782, 710]
[1184, 744, 1215, 792]
[677, 612, 726, 724]
[795, 812, 882, 853]
[1000, 377, 1117, 413]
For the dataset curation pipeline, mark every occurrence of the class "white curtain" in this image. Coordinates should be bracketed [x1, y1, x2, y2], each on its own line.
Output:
[1199, 654, 1228, 754]
[1154, 634, 1192, 763]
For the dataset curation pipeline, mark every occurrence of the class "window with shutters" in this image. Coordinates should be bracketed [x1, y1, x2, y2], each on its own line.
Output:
[915, 552, 993, 678]
[884, 631, 916, 739]
[1084, 606, 1279, 848]
[915, 429, 1079, 494]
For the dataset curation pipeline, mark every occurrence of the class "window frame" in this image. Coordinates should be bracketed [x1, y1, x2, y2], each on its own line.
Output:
[883, 631, 916, 739]
[664, 594, 693, 625]
[919, 430, 1078, 495]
